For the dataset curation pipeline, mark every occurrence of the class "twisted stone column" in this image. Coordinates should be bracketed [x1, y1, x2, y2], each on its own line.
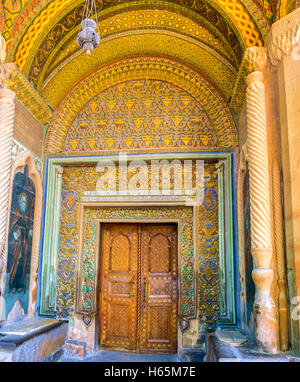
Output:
[0, 88, 16, 259]
[246, 71, 278, 353]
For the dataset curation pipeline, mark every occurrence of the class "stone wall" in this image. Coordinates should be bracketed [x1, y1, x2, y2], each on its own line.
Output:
[13, 99, 44, 159]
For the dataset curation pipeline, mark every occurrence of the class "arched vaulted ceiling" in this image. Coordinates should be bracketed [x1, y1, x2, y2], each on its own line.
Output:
[0, 0, 274, 107]
[1, 0, 293, 122]
[1, 0, 280, 51]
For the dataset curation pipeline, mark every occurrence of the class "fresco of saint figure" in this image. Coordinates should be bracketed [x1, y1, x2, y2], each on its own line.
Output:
[5, 165, 35, 317]
[9, 193, 33, 292]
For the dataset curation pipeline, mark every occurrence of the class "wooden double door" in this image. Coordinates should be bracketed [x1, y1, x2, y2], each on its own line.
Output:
[99, 223, 178, 353]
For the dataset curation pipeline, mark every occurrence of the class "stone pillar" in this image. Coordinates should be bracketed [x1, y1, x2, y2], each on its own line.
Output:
[267, 8, 300, 355]
[246, 66, 278, 352]
[0, 64, 15, 321]
[0, 85, 15, 258]
[272, 159, 290, 351]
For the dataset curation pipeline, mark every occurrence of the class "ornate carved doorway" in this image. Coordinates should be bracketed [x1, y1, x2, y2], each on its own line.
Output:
[99, 223, 178, 353]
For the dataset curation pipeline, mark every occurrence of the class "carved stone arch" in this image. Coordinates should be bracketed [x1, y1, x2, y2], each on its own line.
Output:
[44, 57, 238, 154]
[3, 151, 43, 317]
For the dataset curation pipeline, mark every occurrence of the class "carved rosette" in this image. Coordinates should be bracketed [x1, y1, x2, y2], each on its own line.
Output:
[246, 70, 278, 353]
[0, 87, 16, 259]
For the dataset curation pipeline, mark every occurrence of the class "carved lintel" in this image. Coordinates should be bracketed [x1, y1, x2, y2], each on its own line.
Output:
[267, 8, 300, 66]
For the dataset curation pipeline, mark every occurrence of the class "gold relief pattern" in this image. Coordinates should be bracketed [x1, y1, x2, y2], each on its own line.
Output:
[6, 64, 52, 125]
[45, 58, 237, 154]
[64, 79, 218, 153]
[41, 34, 237, 109]
[3, 0, 270, 67]
[213, 0, 263, 46]
[10, 0, 75, 68]
[9, 0, 256, 74]
[34, 8, 238, 90]
[198, 163, 219, 330]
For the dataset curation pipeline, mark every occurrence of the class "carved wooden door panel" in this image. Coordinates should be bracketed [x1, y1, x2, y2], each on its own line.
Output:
[139, 224, 178, 353]
[99, 223, 138, 351]
[99, 223, 178, 353]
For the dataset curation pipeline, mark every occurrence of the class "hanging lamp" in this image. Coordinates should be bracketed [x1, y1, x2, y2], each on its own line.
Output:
[76, 0, 100, 55]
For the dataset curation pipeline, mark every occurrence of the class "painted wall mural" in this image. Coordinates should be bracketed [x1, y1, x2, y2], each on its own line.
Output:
[44, 58, 237, 153]
[64, 79, 218, 154]
[5, 164, 35, 318]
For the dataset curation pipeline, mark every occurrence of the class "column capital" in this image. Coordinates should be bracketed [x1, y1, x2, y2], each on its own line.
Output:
[267, 7, 300, 66]
[245, 47, 268, 72]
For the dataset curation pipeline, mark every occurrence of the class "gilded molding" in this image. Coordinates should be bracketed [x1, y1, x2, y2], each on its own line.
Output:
[6, 64, 52, 125]
[0, 63, 52, 125]
[241, 0, 273, 39]
[267, 7, 300, 66]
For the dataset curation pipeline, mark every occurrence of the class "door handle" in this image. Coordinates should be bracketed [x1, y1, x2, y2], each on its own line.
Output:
[130, 280, 134, 298]
[144, 280, 148, 302]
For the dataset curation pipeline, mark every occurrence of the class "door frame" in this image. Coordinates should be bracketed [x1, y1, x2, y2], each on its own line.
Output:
[97, 222, 179, 353]
[40, 152, 236, 324]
